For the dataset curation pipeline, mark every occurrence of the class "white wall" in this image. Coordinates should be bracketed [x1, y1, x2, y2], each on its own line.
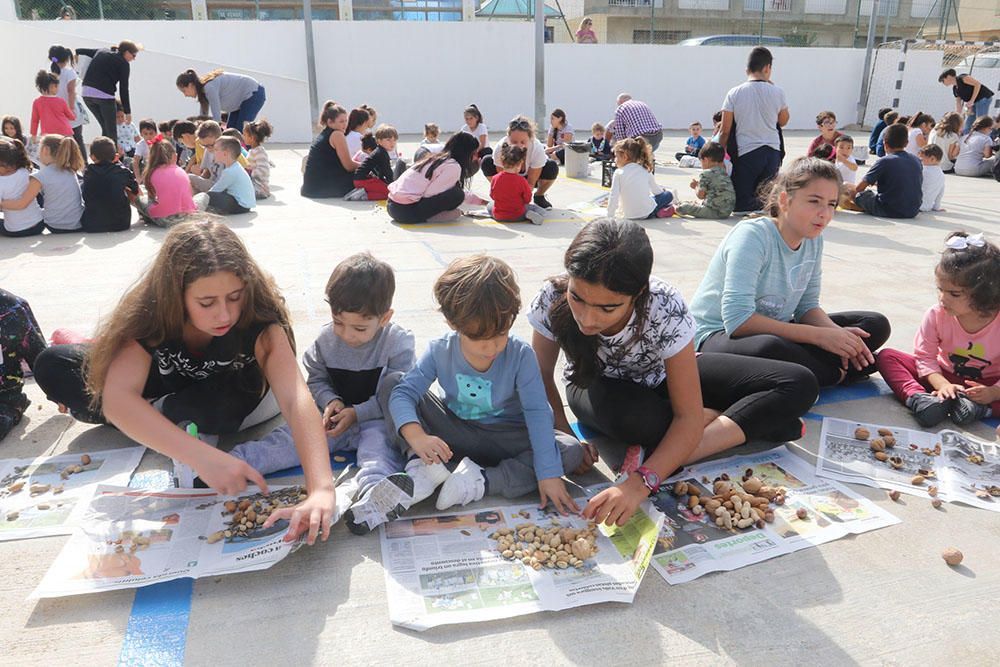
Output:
[2, 18, 885, 144]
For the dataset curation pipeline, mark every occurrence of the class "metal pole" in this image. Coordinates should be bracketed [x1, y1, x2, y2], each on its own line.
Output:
[535, 0, 545, 128]
[759, 1, 765, 44]
[882, 1, 889, 43]
[303, 0, 320, 128]
[256, 0, 261, 19]
[650, 0, 654, 44]
[99, 0, 105, 20]
[856, 0, 880, 125]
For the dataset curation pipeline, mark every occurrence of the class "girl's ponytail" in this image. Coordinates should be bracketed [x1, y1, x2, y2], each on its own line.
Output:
[42, 134, 84, 172]
[143, 139, 177, 202]
[175, 69, 209, 116]
[48, 45, 72, 74]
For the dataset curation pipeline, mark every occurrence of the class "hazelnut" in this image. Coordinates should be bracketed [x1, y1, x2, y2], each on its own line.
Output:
[796, 508, 808, 520]
[941, 547, 963, 566]
[80, 454, 92, 465]
[888, 490, 901, 502]
[931, 498, 943, 509]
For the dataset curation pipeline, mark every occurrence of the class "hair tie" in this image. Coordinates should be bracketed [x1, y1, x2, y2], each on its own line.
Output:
[50, 56, 59, 63]
[945, 233, 985, 250]
[147, 133, 165, 146]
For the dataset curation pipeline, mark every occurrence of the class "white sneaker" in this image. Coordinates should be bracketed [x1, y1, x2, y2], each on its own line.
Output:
[344, 473, 414, 535]
[404, 457, 451, 506]
[331, 474, 361, 525]
[435, 457, 485, 511]
[344, 187, 368, 201]
[525, 210, 544, 225]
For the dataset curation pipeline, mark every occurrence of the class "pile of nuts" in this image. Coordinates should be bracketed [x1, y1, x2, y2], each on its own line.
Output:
[205, 486, 307, 544]
[489, 523, 598, 570]
[855, 426, 939, 483]
[672, 470, 794, 532]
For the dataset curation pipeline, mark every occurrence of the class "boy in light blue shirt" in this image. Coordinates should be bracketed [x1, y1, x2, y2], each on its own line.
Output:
[198, 136, 255, 215]
[389, 255, 585, 513]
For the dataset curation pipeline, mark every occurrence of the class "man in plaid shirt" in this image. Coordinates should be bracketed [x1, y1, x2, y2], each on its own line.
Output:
[613, 94, 663, 152]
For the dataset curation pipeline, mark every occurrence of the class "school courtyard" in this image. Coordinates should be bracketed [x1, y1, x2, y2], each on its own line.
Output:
[1, 131, 998, 665]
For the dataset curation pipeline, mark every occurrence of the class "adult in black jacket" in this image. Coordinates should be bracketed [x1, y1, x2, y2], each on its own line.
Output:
[81, 137, 138, 232]
[75, 40, 141, 149]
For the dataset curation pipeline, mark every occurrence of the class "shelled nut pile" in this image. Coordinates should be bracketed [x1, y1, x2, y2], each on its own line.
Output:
[488, 523, 598, 570]
[205, 486, 307, 544]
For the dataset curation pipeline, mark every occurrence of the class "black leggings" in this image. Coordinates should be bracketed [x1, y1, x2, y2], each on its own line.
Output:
[84, 97, 118, 147]
[567, 352, 818, 451]
[33, 344, 268, 435]
[699, 311, 891, 387]
[206, 191, 250, 215]
[387, 184, 464, 224]
[72, 126, 87, 164]
[480, 154, 559, 181]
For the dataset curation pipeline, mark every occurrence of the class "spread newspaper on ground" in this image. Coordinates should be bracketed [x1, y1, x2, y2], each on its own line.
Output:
[32, 484, 305, 598]
[648, 446, 899, 585]
[817, 417, 1000, 511]
[0, 447, 144, 541]
[380, 499, 664, 631]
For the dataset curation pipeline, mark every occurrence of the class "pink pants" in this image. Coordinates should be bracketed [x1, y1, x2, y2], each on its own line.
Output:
[877, 348, 1000, 415]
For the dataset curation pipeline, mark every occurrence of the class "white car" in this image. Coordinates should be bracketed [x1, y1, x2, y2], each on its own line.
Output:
[954, 54, 1000, 76]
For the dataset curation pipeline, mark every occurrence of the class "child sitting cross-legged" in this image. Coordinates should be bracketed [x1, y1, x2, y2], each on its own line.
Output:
[675, 141, 735, 219]
[850, 123, 922, 219]
[919, 143, 946, 212]
[347, 124, 402, 202]
[135, 138, 197, 228]
[230, 253, 416, 534]
[413, 123, 445, 163]
[607, 137, 675, 220]
[488, 143, 546, 225]
[194, 136, 256, 215]
[82, 136, 139, 233]
[388, 255, 585, 513]
[243, 119, 273, 200]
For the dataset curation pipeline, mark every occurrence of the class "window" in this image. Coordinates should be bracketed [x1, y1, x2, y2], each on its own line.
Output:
[354, 0, 462, 20]
[803, 0, 846, 14]
[743, 0, 792, 11]
[678, 0, 729, 8]
[633, 29, 691, 43]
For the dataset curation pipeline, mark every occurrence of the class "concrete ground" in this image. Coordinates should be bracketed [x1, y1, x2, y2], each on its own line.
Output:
[1, 131, 999, 666]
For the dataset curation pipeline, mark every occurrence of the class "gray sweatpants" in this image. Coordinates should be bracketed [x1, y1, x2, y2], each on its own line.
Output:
[391, 391, 584, 499]
[229, 419, 403, 495]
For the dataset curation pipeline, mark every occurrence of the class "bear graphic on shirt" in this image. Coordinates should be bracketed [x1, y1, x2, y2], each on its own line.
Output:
[448, 373, 502, 420]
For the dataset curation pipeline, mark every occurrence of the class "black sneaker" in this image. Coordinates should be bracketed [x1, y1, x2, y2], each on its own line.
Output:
[950, 395, 992, 425]
[343, 473, 414, 536]
[906, 392, 952, 427]
[533, 194, 553, 210]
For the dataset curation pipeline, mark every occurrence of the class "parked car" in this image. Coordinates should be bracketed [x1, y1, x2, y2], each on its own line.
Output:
[677, 35, 785, 46]
[954, 54, 1000, 77]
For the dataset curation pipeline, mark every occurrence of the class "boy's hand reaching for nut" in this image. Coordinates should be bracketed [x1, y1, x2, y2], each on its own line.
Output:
[538, 478, 579, 516]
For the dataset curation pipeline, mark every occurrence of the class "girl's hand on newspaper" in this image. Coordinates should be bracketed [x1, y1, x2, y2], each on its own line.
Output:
[196, 448, 269, 497]
[538, 478, 579, 515]
[963, 381, 998, 404]
[933, 383, 966, 400]
[265, 487, 335, 546]
[583, 474, 646, 527]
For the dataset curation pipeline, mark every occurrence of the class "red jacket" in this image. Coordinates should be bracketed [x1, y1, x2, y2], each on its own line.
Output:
[30, 96, 75, 137]
[490, 171, 531, 220]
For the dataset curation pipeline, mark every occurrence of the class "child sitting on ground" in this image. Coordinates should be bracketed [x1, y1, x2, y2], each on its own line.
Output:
[928, 112, 962, 173]
[607, 137, 675, 220]
[171, 120, 197, 169]
[0, 138, 44, 236]
[833, 135, 858, 185]
[136, 138, 197, 227]
[875, 110, 899, 157]
[868, 107, 892, 155]
[2, 116, 27, 147]
[675, 121, 706, 161]
[877, 232, 1000, 435]
[389, 255, 585, 513]
[196, 136, 256, 215]
[116, 104, 140, 159]
[850, 123, 922, 219]
[4, 134, 83, 234]
[0, 289, 46, 440]
[243, 119, 273, 199]
[919, 144, 945, 212]
[589, 122, 611, 161]
[807, 111, 842, 161]
[345, 108, 370, 158]
[905, 112, 934, 157]
[131, 119, 158, 177]
[82, 137, 139, 233]
[230, 253, 416, 534]
[351, 133, 376, 166]
[348, 124, 403, 202]
[413, 123, 445, 163]
[30, 70, 75, 143]
[709, 111, 733, 175]
[488, 143, 546, 225]
[676, 141, 735, 219]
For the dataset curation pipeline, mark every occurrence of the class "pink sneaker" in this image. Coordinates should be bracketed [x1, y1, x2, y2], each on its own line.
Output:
[618, 445, 645, 476]
[50, 328, 90, 345]
[655, 205, 675, 219]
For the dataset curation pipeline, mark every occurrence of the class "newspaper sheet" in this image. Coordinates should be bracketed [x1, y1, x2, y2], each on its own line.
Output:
[649, 446, 899, 585]
[817, 417, 1000, 511]
[0, 447, 144, 541]
[380, 500, 664, 631]
[32, 484, 304, 598]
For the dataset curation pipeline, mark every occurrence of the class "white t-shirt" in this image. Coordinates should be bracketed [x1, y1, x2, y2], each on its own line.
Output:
[527, 275, 695, 388]
[56, 67, 83, 129]
[135, 139, 149, 160]
[492, 136, 548, 174]
[905, 128, 925, 156]
[36, 164, 83, 231]
[0, 169, 44, 232]
[721, 80, 788, 156]
[548, 123, 575, 148]
[836, 156, 857, 185]
[345, 131, 363, 159]
[954, 132, 992, 173]
[607, 162, 663, 219]
[461, 123, 488, 142]
[928, 129, 959, 171]
[920, 164, 945, 212]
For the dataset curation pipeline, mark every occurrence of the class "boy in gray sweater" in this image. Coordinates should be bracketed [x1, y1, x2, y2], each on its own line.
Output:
[230, 253, 416, 534]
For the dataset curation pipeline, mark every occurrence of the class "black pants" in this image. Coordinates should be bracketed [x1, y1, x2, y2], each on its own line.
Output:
[0, 220, 45, 237]
[84, 97, 118, 148]
[567, 352, 818, 451]
[72, 126, 87, 165]
[731, 145, 781, 212]
[481, 155, 559, 181]
[207, 191, 250, 215]
[387, 184, 464, 223]
[33, 344, 268, 435]
[700, 311, 891, 387]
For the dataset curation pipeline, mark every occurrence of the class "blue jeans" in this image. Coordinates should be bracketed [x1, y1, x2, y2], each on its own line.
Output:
[646, 190, 674, 218]
[226, 85, 267, 130]
[963, 96, 993, 134]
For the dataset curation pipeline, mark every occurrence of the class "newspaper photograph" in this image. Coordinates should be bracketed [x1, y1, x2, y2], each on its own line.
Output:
[648, 446, 899, 585]
[32, 484, 306, 598]
[380, 500, 664, 631]
[817, 417, 1000, 511]
[0, 447, 144, 541]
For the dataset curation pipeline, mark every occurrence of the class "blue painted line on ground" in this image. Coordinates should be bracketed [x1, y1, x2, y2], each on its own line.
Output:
[814, 378, 892, 405]
[264, 451, 357, 481]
